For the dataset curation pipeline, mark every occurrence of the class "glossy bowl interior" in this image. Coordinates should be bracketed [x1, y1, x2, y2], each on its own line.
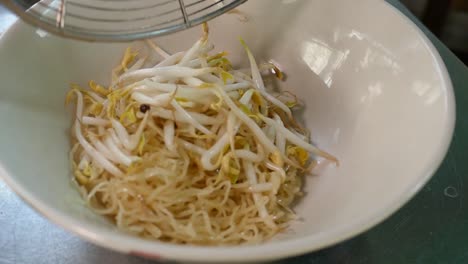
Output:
[0, 0, 455, 262]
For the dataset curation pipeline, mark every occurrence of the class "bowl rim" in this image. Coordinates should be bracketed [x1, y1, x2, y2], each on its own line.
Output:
[0, 0, 456, 262]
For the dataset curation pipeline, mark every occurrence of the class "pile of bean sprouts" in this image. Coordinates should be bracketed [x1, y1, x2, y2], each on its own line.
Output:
[67, 24, 337, 245]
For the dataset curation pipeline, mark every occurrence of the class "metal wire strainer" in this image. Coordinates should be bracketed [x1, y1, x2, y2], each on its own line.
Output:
[0, 0, 247, 41]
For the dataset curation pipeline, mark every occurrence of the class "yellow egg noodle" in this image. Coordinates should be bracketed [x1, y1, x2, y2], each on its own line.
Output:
[66, 23, 336, 245]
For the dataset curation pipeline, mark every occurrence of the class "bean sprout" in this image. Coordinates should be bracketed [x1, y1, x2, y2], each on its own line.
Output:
[67, 23, 336, 245]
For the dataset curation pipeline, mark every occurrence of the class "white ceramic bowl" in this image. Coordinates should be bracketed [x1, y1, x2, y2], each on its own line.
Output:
[0, 0, 455, 262]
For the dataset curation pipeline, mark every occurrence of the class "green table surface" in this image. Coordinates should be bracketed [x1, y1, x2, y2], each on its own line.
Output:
[0, 1, 467, 264]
